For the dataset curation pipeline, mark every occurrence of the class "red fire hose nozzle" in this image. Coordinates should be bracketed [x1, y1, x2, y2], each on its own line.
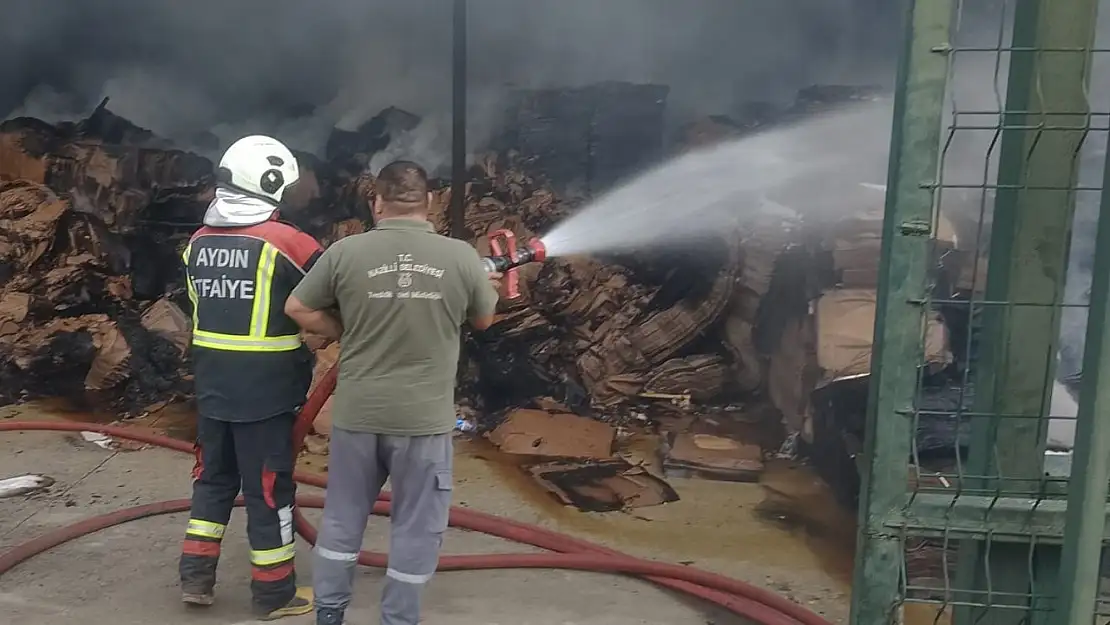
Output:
[482, 229, 547, 299]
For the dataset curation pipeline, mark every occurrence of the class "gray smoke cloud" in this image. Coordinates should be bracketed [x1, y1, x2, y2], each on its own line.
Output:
[0, 0, 902, 167]
[1, 0, 1107, 425]
[1047, 5, 1109, 388]
[935, 2, 1110, 402]
[1059, 0, 1110, 385]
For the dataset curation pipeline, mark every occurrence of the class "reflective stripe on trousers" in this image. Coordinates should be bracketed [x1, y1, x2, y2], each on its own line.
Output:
[251, 543, 297, 567]
[186, 518, 226, 540]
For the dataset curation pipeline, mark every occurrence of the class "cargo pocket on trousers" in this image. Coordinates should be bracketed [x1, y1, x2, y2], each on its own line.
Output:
[429, 470, 453, 534]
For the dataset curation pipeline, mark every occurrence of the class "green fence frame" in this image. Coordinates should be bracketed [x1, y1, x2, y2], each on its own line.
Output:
[850, 0, 1109, 623]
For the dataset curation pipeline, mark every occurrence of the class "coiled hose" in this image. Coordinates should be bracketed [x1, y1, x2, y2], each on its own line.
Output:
[0, 366, 834, 625]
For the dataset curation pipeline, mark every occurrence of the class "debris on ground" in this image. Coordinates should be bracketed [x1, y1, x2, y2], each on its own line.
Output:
[79, 431, 115, 449]
[0, 108, 209, 413]
[528, 458, 679, 512]
[0, 473, 55, 498]
[663, 432, 764, 482]
[487, 408, 615, 459]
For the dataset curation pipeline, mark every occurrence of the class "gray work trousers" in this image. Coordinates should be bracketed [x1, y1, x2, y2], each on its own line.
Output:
[312, 427, 453, 625]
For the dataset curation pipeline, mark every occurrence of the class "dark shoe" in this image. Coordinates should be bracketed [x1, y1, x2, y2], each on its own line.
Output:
[316, 606, 345, 625]
[257, 586, 314, 621]
[181, 589, 215, 606]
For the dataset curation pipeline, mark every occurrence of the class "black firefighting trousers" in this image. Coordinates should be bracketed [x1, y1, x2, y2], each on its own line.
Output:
[179, 412, 298, 611]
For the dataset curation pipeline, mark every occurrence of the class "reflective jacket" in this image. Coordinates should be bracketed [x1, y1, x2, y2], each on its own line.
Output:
[183, 220, 323, 422]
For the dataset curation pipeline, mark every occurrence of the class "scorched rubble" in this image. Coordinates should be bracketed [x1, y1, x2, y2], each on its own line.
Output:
[0, 107, 213, 410]
[0, 85, 973, 510]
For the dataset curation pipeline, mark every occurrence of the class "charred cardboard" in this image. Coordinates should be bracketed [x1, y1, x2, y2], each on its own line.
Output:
[139, 298, 191, 353]
[487, 409, 615, 459]
[0, 88, 867, 417]
[642, 354, 729, 401]
[820, 207, 959, 289]
[768, 288, 952, 441]
[84, 322, 132, 391]
[0, 293, 36, 338]
[528, 459, 679, 512]
[815, 288, 951, 382]
[663, 432, 764, 482]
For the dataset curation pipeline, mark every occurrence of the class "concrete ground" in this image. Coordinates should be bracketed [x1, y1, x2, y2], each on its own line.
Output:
[0, 424, 850, 625]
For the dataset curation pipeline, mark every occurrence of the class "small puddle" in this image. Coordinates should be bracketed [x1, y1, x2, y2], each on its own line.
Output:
[754, 461, 858, 584]
[25, 397, 119, 423]
[454, 436, 858, 586]
[126, 402, 198, 441]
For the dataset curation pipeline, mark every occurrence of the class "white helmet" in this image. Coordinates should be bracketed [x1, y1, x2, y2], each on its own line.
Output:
[217, 135, 300, 204]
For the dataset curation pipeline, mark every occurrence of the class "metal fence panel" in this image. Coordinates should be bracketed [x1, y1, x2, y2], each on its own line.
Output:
[851, 0, 1110, 623]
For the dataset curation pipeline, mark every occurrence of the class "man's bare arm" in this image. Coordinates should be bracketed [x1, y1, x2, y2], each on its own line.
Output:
[469, 314, 496, 331]
[285, 295, 344, 341]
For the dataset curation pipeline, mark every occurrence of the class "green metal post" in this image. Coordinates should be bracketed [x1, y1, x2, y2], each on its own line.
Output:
[1055, 133, 1110, 625]
[957, 0, 1100, 622]
[848, 1, 953, 623]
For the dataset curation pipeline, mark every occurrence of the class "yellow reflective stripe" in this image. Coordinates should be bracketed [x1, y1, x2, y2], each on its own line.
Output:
[250, 544, 296, 566]
[183, 243, 200, 327]
[187, 241, 300, 353]
[185, 278, 199, 328]
[192, 337, 301, 352]
[192, 330, 301, 351]
[250, 244, 279, 337]
[186, 519, 226, 540]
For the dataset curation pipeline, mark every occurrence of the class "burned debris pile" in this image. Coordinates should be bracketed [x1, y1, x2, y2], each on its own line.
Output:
[0, 83, 969, 511]
[0, 106, 212, 411]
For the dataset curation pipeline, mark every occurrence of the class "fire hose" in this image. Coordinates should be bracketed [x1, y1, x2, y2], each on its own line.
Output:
[0, 365, 833, 625]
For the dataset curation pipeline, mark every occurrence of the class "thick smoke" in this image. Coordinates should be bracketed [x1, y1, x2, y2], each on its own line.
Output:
[0, 0, 901, 166]
[1059, 0, 1110, 386]
[1047, 5, 1109, 390]
[1, 0, 1107, 436]
[937, 3, 1109, 401]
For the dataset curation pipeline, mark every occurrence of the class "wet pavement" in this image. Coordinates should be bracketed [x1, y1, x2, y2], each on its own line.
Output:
[1, 401, 854, 624]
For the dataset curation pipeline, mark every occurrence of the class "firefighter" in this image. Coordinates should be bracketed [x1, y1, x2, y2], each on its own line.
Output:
[178, 135, 322, 620]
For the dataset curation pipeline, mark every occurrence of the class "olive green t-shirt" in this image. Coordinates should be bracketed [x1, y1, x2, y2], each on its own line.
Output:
[291, 218, 499, 436]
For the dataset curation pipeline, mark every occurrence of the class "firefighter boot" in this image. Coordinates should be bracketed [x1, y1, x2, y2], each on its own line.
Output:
[316, 606, 345, 625]
[180, 549, 218, 606]
[181, 589, 216, 607]
[179, 530, 222, 606]
[256, 586, 314, 621]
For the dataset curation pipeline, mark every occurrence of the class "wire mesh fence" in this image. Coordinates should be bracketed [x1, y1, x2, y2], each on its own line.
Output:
[851, 0, 1110, 623]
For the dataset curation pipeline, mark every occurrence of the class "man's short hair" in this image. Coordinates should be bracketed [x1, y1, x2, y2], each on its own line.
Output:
[376, 161, 429, 209]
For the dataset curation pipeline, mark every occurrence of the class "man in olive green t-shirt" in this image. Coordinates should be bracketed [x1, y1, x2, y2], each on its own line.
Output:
[284, 160, 499, 625]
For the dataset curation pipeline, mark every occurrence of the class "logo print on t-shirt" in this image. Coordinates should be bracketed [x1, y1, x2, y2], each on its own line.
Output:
[366, 253, 445, 300]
